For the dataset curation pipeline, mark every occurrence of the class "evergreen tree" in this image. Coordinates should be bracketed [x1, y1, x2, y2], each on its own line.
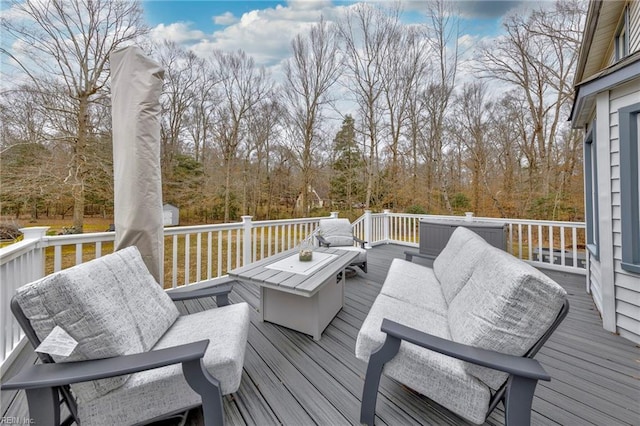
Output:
[330, 116, 364, 209]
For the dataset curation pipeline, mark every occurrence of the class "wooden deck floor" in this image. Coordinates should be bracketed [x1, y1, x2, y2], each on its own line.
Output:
[3, 244, 639, 425]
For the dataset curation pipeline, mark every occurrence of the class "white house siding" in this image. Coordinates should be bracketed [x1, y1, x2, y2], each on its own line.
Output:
[605, 1, 640, 67]
[585, 105, 605, 316]
[631, 0, 640, 53]
[608, 79, 640, 343]
[589, 254, 605, 313]
[594, 91, 618, 332]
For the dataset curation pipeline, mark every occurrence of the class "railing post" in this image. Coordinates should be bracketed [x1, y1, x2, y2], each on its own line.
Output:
[19, 227, 49, 279]
[330, 211, 339, 218]
[364, 210, 372, 249]
[383, 209, 391, 244]
[0, 227, 49, 366]
[241, 216, 253, 266]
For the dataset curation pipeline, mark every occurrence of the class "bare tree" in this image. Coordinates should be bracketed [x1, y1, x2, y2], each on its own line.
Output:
[405, 81, 429, 206]
[156, 42, 201, 188]
[1, 0, 148, 232]
[186, 60, 220, 164]
[379, 24, 429, 208]
[337, 3, 398, 209]
[486, 92, 528, 217]
[283, 17, 342, 216]
[0, 86, 55, 218]
[421, 0, 461, 213]
[211, 49, 271, 222]
[245, 100, 283, 218]
[451, 81, 500, 215]
[477, 0, 585, 210]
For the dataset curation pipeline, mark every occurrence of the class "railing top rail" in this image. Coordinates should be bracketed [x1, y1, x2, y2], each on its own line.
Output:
[371, 212, 585, 227]
[462, 216, 585, 227]
[162, 216, 326, 236]
[163, 223, 243, 235]
[0, 238, 41, 263]
[40, 232, 116, 246]
[2, 216, 329, 254]
[252, 217, 327, 226]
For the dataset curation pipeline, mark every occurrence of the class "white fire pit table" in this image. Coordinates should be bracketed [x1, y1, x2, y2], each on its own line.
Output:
[229, 247, 358, 340]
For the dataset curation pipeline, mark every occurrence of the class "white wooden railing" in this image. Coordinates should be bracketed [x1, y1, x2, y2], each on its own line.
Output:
[0, 211, 585, 369]
[371, 212, 587, 273]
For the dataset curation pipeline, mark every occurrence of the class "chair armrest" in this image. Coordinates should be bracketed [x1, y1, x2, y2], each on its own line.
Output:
[168, 280, 234, 306]
[380, 319, 550, 381]
[354, 236, 367, 248]
[316, 234, 331, 247]
[1, 340, 210, 391]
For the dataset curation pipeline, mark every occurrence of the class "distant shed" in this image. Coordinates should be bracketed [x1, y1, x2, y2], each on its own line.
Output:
[163, 204, 179, 226]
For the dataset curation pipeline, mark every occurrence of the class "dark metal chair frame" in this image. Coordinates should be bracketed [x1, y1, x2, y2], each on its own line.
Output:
[361, 299, 570, 426]
[1, 280, 237, 426]
[316, 234, 368, 273]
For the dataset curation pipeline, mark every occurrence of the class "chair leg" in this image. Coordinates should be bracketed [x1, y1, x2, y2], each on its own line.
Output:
[360, 335, 401, 426]
[25, 386, 60, 426]
[503, 375, 538, 426]
[182, 359, 224, 426]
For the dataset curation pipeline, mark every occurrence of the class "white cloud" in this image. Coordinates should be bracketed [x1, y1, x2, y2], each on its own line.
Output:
[213, 12, 238, 26]
[455, 1, 526, 19]
[458, 34, 478, 50]
[286, 0, 334, 11]
[186, 2, 349, 66]
[149, 0, 517, 96]
[150, 22, 206, 44]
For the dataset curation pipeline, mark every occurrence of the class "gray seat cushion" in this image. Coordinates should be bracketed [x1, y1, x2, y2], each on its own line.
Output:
[14, 246, 179, 401]
[355, 294, 490, 425]
[318, 218, 356, 246]
[78, 302, 250, 426]
[380, 259, 447, 315]
[448, 247, 567, 389]
[433, 226, 490, 304]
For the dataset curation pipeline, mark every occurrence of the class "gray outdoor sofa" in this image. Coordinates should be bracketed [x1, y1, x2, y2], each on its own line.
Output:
[356, 227, 569, 425]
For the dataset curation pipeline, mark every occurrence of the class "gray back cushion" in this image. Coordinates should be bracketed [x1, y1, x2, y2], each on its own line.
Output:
[14, 246, 179, 402]
[447, 247, 567, 389]
[433, 227, 490, 304]
[319, 218, 354, 247]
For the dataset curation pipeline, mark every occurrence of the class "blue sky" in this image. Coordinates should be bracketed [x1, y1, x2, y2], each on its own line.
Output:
[141, 0, 534, 66]
[0, 0, 540, 93]
[144, 1, 284, 32]
[143, 1, 524, 36]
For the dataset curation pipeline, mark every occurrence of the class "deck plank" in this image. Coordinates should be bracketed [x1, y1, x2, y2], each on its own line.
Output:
[2, 244, 638, 426]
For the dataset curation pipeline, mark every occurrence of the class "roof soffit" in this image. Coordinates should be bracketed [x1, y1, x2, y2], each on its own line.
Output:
[576, 1, 628, 83]
[571, 51, 640, 127]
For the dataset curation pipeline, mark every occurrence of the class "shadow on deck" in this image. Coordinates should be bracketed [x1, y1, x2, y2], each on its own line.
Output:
[3, 244, 639, 425]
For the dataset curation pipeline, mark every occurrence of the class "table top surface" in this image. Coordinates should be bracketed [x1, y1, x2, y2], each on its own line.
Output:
[228, 247, 358, 296]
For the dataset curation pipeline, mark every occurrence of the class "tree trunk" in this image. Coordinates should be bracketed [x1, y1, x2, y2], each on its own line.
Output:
[72, 96, 89, 233]
[224, 152, 232, 222]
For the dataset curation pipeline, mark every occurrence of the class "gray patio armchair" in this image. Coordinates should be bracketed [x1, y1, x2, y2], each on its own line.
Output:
[316, 218, 367, 273]
[0, 246, 250, 426]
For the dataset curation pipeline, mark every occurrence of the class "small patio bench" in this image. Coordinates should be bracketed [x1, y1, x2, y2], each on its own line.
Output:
[356, 227, 569, 425]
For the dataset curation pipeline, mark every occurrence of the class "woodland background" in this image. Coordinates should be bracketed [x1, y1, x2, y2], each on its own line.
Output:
[0, 0, 587, 232]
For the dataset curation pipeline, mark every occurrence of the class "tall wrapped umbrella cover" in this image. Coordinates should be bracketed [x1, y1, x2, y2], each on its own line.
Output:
[110, 46, 165, 283]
